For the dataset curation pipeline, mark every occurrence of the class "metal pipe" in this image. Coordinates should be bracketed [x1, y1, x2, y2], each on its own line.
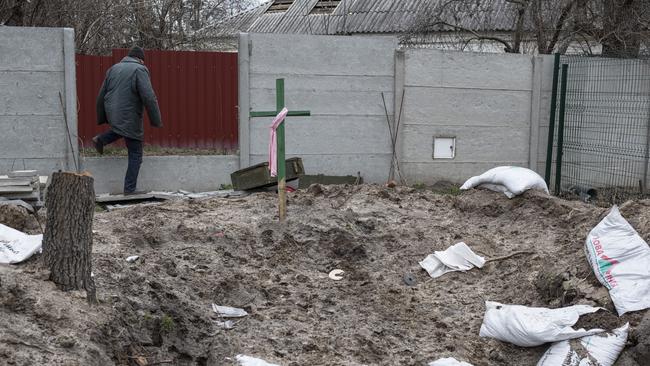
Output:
[555, 64, 569, 196]
[545, 53, 561, 186]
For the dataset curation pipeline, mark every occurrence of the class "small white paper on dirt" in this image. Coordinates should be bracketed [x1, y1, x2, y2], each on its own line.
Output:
[236, 355, 280, 366]
[126, 256, 139, 262]
[419, 242, 485, 278]
[428, 357, 474, 366]
[212, 304, 248, 318]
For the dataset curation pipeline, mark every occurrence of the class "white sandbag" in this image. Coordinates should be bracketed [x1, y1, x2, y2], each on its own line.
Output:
[428, 357, 474, 366]
[479, 301, 604, 347]
[236, 355, 280, 366]
[537, 323, 629, 366]
[460, 166, 549, 198]
[585, 206, 650, 315]
[419, 242, 485, 278]
[0, 224, 42, 264]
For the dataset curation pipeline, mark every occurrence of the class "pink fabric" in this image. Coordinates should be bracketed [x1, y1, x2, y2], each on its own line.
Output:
[268, 108, 289, 177]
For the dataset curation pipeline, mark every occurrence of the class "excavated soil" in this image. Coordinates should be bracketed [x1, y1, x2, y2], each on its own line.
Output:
[1, 185, 649, 366]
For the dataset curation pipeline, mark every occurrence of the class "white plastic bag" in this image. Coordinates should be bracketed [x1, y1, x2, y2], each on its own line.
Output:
[236, 355, 280, 366]
[537, 323, 629, 366]
[428, 357, 474, 366]
[585, 206, 650, 315]
[479, 301, 604, 347]
[460, 166, 549, 198]
[419, 242, 485, 278]
[0, 224, 42, 264]
[212, 304, 248, 318]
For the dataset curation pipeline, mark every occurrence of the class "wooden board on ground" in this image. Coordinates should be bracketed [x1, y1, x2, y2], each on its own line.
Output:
[231, 158, 304, 191]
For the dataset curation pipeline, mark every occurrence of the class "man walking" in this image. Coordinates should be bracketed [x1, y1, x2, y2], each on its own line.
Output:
[94, 46, 162, 195]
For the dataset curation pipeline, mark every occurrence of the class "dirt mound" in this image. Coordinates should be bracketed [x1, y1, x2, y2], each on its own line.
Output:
[0, 185, 648, 365]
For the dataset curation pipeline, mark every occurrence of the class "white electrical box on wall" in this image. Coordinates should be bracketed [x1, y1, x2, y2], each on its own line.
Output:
[433, 137, 456, 159]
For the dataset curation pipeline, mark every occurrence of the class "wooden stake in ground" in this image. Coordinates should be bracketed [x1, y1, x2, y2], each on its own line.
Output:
[250, 78, 311, 222]
[42, 171, 97, 303]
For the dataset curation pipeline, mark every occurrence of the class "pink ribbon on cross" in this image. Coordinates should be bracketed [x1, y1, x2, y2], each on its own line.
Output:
[268, 107, 289, 177]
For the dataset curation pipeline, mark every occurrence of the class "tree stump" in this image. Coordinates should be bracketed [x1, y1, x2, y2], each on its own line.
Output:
[42, 171, 97, 303]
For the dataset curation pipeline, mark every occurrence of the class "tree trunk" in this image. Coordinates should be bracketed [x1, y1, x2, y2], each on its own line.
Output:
[42, 172, 97, 303]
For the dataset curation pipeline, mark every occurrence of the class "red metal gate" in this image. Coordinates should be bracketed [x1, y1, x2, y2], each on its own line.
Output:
[76, 49, 238, 150]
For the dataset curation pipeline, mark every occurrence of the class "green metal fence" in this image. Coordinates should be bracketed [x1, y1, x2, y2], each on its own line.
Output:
[546, 54, 650, 203]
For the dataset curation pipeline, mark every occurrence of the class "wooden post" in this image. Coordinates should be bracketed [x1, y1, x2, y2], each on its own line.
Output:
[42, 171, 97, 303]
[276, 79, 287, 221]
[249, 78, 311, 222]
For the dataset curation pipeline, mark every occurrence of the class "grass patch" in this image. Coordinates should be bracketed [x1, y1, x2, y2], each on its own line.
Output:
[160, 314, 175, 333]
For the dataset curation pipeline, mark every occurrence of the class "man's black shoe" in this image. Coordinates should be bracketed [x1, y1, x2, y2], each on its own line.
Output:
[92, 136, 104, 155]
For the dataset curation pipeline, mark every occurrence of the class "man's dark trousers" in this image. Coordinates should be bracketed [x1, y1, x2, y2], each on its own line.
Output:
[96, 130, 143, 193]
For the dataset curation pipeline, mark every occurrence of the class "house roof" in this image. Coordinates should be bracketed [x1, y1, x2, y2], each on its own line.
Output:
[217, 0, 524, 37]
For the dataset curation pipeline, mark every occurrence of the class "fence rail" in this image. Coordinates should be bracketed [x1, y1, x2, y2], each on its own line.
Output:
[547, 54, 650, 202]
[76, 49, 239, 150]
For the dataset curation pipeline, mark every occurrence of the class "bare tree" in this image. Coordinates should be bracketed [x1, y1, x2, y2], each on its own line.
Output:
[0, 0, 255, 54]
[404, 0, 649, 57]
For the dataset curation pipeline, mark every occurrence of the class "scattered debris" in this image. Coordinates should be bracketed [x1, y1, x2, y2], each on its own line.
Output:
[236, 354, 280, 366]
[212, 304, 249, 318]
[585, 206, 650, 315]
[419, 242, 485, 278]
[479, 301, 604, 347]
[460, 166, 549, 198]
[0, 223, 42, 264]
[214, 320, 236, 329]
[403, 272, 417, 286]
[328, 269, 345, 281]
[537, 323, 629, 366]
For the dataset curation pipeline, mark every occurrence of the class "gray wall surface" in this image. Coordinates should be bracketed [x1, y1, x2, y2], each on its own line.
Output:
[398, 49, 553, 183]
[240, 33, 399, 183]
[240, 33, 553, 184]
[82, 155, 239, 194]
[0, 27, 78, 174]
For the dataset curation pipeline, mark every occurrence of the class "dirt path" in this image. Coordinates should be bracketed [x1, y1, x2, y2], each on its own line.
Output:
[1, 185, 648, 365]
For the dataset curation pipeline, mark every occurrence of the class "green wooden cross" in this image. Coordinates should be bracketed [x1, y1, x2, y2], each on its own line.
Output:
[250, 78, 311, 222]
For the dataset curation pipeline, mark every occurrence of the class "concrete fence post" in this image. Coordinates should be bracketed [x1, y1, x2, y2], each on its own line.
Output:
[63, 28, 79, 172]
[238, 33, 251, 170]
[529, 56, 543, 171]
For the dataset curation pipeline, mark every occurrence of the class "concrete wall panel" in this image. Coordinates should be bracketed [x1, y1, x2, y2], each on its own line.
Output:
[0, 27, 64, 71]
[405, 49, 533, 91]
[0, 72, 64, 115]
[0, 116, 68, 158]
[0, 27, 75, 176]
[401, 125, 529, 164]
[244, 33, 396, 182]
[83, 155, 239, 194]
[249, 115, 391, 155]
[402, 87, 531, 127]
[249, 34, 398, 76]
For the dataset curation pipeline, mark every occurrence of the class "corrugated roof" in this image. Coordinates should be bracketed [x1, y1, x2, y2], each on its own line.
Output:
[212, 1, 273, 37]
[239, 0, 523, 36]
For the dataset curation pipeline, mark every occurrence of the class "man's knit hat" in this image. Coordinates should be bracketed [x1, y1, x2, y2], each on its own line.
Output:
[128, 46, 145, 61]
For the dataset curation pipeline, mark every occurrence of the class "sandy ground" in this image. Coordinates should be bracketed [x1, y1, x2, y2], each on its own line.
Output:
[0, 185, 649, 366]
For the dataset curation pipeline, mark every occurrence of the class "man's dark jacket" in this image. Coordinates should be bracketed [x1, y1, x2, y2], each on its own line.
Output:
[96, 56, 162, 140]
